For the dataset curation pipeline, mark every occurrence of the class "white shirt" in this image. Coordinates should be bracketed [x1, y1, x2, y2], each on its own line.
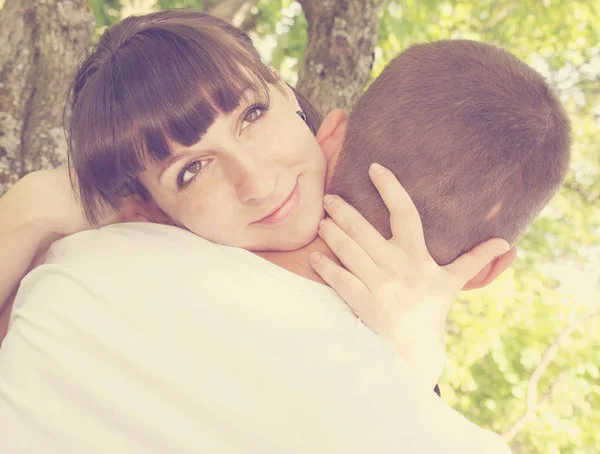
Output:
[0, 223, 510, 453]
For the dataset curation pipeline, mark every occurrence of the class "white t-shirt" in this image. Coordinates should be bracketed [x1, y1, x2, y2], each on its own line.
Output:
[0, 223, 510, 454]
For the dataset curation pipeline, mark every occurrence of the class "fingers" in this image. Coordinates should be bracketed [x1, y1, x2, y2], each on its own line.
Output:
[322, 193, 390, 265]
[309, 251, 371, 316]
[367, 163, 427, 254]
[444, 238, 510, 290]
[317, 217, 382, 291]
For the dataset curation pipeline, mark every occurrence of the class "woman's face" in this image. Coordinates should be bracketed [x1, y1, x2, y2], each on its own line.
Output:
[139, 83, 327, 251]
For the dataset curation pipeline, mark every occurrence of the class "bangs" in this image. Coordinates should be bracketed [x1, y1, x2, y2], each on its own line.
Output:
[69, 20, 275, 221]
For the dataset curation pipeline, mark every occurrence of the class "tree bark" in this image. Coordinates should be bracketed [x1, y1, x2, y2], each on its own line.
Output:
[296, 0, 384, 117]
[0, 0, 94, 196]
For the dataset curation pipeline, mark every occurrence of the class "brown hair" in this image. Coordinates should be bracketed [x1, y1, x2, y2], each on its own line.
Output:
[328, 40, 571, 265]
[67, 10, 321, 224]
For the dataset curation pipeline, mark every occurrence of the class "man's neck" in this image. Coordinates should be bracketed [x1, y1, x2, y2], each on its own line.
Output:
[255, 237, 343, 286]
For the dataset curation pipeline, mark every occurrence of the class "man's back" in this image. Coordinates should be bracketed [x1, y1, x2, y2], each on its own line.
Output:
[0, 223, 510, 453]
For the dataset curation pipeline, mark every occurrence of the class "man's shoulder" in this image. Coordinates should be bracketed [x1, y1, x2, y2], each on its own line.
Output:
[45, 223, 225, 269]
[54, 223, 211, 254]
[26, 223, 255, 299]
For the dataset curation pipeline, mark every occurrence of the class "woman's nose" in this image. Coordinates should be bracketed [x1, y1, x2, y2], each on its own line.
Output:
[233, 157, 277, 204]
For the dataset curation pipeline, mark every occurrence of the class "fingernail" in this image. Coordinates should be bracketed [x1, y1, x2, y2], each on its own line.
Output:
[323, 194, 335, 205]
[497, 241, 510, 255]
[310, 251, 322, 263]
[495, 246, 510, 258]
[318, 219, 326, 231]
[370, 163, 385, 174]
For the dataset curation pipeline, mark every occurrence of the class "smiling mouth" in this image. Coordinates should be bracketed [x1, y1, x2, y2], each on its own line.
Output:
[254, 179, 300, 225]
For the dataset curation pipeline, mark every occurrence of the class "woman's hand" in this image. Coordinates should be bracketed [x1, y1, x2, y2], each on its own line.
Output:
[309, 163, 509, 389]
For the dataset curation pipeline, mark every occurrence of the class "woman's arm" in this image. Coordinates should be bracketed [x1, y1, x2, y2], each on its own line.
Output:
[0, 169, 132, 318]
[0, 172, 67, 340]
[0, 225, 58, 309]
[0, 176, 62, 314]
[0, 222, 58, 343]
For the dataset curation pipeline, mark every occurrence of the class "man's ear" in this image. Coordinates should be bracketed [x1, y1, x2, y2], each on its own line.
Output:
[316, 109, 347, 187]
[316, 109, 347, 156]
[462, 245, 517, 290]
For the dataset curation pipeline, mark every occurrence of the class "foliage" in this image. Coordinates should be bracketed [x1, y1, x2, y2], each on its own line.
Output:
[88, 1, 600, 452]
[89, 0, 122, 29]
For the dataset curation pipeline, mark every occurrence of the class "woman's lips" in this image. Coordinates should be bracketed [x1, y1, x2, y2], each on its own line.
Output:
[254, 180, 300, 225]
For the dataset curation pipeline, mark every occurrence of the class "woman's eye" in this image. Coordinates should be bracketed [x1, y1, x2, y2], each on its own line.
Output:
[177, 160, 206, 188]
[241, 105, 266, 131]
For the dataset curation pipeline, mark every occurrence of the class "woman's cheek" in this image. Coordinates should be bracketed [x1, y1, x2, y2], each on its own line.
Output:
[190, 196, 237, 235]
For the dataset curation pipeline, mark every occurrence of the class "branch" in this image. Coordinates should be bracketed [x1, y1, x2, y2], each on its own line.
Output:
[549, 52, 600, 87]
[563, 180, 599, 205]
[481, 3, 518, 39]
[205, 0, 258, 27]
[485, 4, 517, 31]
[238, 8, 259, 33]
[502, 371, 567, 442]
[502, 309, 600, 442]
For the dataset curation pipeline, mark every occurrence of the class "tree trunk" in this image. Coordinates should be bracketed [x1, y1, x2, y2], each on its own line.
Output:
[296, 0, 384, 117]
[0, 0, 94, 196]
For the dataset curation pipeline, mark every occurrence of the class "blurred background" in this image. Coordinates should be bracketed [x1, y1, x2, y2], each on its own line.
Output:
[0, 1, 598, 452]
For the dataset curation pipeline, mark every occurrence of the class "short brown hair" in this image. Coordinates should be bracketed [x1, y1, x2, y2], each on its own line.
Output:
[68, 10, 321, 224]
[328, 40, 571, 265]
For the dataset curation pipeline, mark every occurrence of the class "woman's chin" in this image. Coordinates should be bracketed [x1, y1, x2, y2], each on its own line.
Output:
[282, 220, 322, 251]
[285, 233, 319, 251]
[248, 226, 319, 252]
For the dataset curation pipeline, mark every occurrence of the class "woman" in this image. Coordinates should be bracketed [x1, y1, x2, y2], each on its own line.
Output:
[0, 10, 506, 375]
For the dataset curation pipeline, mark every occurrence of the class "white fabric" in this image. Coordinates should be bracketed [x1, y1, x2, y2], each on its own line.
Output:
[0, 223, 510, 454]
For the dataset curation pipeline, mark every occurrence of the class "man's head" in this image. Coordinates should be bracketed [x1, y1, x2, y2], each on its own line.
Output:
[319, 40, 570, 286]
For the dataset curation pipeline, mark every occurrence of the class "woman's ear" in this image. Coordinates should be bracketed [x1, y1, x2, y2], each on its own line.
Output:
[119, 195, 173, 225]
[118, 195, 151, 223]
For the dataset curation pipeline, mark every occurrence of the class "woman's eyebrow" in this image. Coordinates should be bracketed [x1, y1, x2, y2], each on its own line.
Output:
[240, 86, 265, 104]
